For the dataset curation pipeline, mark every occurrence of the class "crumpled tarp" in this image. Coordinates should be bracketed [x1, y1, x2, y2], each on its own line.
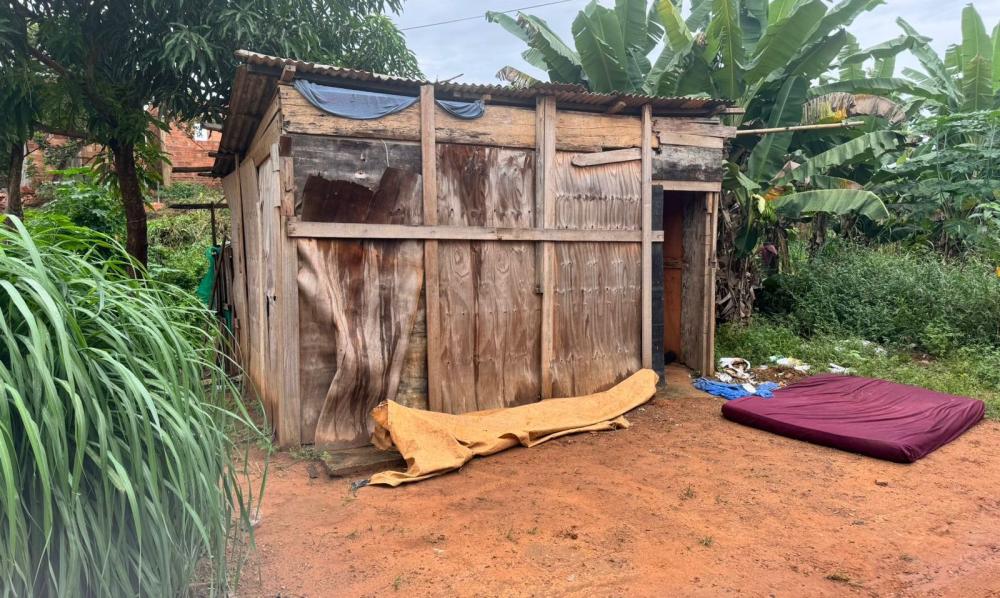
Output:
[294, 80, 485, 120]
[693, 378, 780, 400]
[368, 369, 659, 486]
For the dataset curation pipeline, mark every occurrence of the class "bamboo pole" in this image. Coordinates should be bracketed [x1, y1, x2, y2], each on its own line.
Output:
[735, 121, 865, 136]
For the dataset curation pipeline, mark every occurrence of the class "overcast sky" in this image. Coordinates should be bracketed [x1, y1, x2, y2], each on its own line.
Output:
[391, 0, 999, 84]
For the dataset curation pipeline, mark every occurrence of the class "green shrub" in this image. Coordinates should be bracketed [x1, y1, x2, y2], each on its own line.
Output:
[759, 242, 1000, 355]
[148, 211, 218, 291]
[0, 218, 262, 596]
[29, 170, 124, 238]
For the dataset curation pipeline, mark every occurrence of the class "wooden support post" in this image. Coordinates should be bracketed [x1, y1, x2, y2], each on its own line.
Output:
[641, 104, 653, 369]
[703, 192, 719, 376]
[277, 148, 301, 445]
[421, 85, 443, 412]
[651, 185, 665, 381]
[536, 95, 557, 398]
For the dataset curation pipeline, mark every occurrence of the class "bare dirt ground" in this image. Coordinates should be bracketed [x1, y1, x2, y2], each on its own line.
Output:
[238, 366, 1000, 597]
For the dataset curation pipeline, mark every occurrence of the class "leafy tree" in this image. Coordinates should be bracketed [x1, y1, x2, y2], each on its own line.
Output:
[1, 0, 419, 265]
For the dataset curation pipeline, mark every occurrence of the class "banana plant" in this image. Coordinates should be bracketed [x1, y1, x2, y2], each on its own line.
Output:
[813, 5, 998, 115]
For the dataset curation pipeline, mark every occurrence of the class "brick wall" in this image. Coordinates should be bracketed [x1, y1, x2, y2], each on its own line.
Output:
[160, 124, 220, 188]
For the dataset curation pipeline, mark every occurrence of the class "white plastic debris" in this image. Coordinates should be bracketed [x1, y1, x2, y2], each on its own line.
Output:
[769, 355, 812, 373]
[828, 363, 854, 374]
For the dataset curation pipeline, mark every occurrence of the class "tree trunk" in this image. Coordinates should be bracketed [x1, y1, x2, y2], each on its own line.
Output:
[109, 139, 148, 269]
[6, 143, 25, 220]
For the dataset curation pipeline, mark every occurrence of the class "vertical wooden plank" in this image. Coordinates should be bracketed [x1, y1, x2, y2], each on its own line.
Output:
[221, 170, 249, 368]
[421, 84, 443, 412]
[257, 153, 282, 435]
[238, 158, 267, 419]
[703, 192, 719, 376]
[640, 104, 653, 369]
[651, 185, 665, 381]
[277, 149, 301, 446]
[536, 96, 557, 399]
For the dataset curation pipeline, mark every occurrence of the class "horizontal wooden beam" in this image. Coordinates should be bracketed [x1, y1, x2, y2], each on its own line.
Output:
[287, 219, 665, 243]
[571, 148, 640, 167]
[652, 179, 722, 192]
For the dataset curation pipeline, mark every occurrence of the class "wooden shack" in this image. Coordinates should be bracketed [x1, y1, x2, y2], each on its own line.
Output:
[211, 51, 733, 447]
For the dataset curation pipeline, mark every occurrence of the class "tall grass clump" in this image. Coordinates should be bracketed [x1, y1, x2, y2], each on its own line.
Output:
[759, 242, 1000, 355]
[0, 217, 262, 596]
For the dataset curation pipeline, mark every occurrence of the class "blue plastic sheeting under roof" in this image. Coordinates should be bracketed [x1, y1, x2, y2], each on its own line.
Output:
[293, 80, 485, 120]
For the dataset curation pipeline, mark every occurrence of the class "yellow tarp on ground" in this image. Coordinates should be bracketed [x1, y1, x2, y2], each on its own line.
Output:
[369, 369, 658, 486]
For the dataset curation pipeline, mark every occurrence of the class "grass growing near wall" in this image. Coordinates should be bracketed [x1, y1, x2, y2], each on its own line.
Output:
[0, 218, 263, 596]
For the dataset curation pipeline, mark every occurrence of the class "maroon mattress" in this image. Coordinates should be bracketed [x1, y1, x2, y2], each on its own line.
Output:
[721, 374, 984, 462]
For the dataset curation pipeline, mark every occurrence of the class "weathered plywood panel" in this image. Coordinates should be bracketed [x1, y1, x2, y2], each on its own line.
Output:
[553, 151, 641, 230]
[298, 239, 424, 448]
[287, 134, 422, 214]
[436, 144, 541, 412]
[293, 155, 426, 446]
[550, 243, 642, 397]
[663, 193, 686, 361]
[652, 145, 724, 182]
[550, 151, 642, 396]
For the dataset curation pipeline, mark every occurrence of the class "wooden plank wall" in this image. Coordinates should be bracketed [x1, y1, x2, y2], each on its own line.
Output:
[549, 152, 642, 397]
[436, 144, 541, 412]
[279, 85, 657, 153]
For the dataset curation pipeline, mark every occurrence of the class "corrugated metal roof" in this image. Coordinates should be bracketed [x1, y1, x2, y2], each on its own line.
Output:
[212, 50, 729, 176]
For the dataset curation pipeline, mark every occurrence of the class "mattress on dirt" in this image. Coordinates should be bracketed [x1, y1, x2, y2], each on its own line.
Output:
[721, 374, 984, 463]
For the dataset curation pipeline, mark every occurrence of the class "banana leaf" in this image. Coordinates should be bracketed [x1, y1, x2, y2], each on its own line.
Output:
[960, 5, 994, 111]
[810, 78, 950, 104]
[656, 0, 692, 54]
[841, 35, 913, 65]
[744, 0, 826, 81]
[615, 0, 648, 55]
[519, 14, 585, 84]
[707, 0, 743, 99]
[811, 0, 885, 42]
[778, 131, 903, 184]
[740, 0, 768, 51]
[686, 0, 713, 31]
[783, 29, 849, 82]
[747, 75, 807, 182]
[572, 2, 631, 92]
[896, 18, 959, 102]
[772, 189, 890, 221]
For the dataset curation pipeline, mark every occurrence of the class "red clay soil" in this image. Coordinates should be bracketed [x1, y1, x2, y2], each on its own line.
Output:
[238, 366, 1000, 597]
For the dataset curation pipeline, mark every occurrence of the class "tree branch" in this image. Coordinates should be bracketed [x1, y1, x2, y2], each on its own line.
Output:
[35, 123, 92, 141]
